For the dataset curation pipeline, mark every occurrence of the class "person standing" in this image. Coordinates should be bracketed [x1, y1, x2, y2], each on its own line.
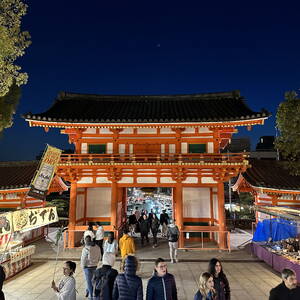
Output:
[134, 207, 141, 221]
[93, 252, 118, 300]
[81, 236, 101, 299]
[146, 257, 177, 300]
[112, 255, 143, 300]
[95, 223, 105, 257]
[51, 261, 76, 300]
[140, 214, 150, 246]
[160, 210, 169, 237]
[194, 272, 216, 300]
[103, 232, 119, 267]
[167, 220, 180, 263]
[119, 229, 135, 259]
[83, 223, 95, 244]
[208, 258, 230, 300]
[269, 268, 300, 300]
[150, 214, 160, 248]
[128, 212, 137, 236]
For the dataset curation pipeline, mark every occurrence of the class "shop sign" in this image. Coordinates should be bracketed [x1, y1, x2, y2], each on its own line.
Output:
[0, 212, 13, 236]
[27, 145, 62, 200]
[13, 207, 58, 232]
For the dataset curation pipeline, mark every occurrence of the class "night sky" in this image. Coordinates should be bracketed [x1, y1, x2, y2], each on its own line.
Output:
[1, 1, 300, 161]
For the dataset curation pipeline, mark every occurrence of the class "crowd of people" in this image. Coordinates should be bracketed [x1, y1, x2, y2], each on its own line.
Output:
[48, 213, 300, 300]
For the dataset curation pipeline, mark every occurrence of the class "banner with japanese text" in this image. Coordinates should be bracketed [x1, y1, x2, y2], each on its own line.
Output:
[13, 207, 58, 232]
[0, 212, 13, 236]
[27, 145, 62, 200]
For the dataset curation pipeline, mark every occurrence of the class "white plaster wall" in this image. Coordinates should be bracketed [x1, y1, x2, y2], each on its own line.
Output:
[100, 128, 111, 134]
[199, 127, 212, 133]
[213, 194, 218, 220]
[120, 128, 133, 134]
[160, 128, 172, 134]
[129, 144, 133, 153]
[81, 143, 88, 154]
[76, 194, 84, 220]
[137, 177, 157, 183]
[181, 143, 188, 154]
[183, 127, 195, 133]
[182, 177, 198, 184]
[77, 177, 93, 184]
[119, 144, 125, 153]
[86, 187, 111, 217]
[207, 142, 214, 153]
[84, 128, 96, 134]
[183, 187, 210, 218]
[161, 144, 165, 153]
[137, 128, 157, 134]
[118, 177, 134, 183]
[107, 143, 113, 154]
[96, 177, 111, 183]
[160, 177, 176, 183]
[169, 144, 175, 153]
[201, 177, 217, 184]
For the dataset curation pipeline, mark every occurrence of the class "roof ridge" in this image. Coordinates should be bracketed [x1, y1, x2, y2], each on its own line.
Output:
[57, 90, 241, 101]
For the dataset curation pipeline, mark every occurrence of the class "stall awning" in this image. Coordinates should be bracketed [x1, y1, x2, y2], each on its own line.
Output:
[255, 206, 300, 221]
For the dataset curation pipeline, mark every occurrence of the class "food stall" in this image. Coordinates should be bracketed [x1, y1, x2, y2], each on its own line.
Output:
[0, 207, 58, 279]
[252, 206, 300, 281]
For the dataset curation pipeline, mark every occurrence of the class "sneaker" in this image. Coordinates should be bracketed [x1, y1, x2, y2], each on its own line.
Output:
[85, 291, 89, 297]
[175, 259, 179, 263]
[171, 259, 174, 263]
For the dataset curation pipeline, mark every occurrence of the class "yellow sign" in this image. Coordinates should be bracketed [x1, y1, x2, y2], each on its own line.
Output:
[0, 212, 13, 236]
[13, 207, 58, 232]
[28, 145, 62, 200]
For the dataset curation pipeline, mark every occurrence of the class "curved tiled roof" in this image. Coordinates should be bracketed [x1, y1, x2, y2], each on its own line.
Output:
[243, 159, 300, 190]
[24, 90, 269, 123]
[0, 161, 38, 190]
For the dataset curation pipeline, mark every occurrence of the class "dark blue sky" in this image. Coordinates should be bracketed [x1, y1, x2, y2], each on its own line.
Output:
[1, 1, 300, 161]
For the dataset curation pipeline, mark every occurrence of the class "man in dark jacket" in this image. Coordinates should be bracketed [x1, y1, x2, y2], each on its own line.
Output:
[112, 255, 143, 300]
[269, 268, 300, 300]
[93, 252, 118, 300]
[139, 214, 150, 246]
[146, 257, 177, 300]
[160, 210, 169, 237]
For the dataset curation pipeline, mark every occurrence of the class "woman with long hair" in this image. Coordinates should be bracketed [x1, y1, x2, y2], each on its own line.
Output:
[51, 261, 77, 300]
[194, 272, 215, 300]
[208, 258, 230, 300]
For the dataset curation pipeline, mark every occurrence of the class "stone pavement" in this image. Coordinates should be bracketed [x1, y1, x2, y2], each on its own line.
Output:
[3, 259, 281, 300]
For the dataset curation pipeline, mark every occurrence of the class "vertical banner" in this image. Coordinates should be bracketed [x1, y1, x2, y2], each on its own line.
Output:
[27, 145, 62, 200]
[0, 212, 13, 236]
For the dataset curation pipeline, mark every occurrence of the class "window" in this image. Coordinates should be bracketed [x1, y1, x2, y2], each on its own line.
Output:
[188, 144, 206, 153]
[88, 144, 106, 154]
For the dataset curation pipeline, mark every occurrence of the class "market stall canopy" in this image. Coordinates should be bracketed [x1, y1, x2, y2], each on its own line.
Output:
[255, 206, 300, 222]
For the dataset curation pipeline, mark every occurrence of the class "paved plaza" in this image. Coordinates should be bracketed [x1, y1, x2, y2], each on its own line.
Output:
[2, 230, 282, 300]
[3, 259, 281, 300]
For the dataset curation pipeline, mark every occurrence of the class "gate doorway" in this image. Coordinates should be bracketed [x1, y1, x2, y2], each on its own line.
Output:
[126, 187, 173, 219]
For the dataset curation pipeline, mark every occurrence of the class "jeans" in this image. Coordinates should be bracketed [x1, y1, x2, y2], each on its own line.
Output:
[83, 266, 96, 298]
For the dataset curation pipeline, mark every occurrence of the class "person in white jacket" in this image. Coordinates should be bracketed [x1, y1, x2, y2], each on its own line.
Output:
[51, 260, 77, 300]
[81, 236, 101, 299]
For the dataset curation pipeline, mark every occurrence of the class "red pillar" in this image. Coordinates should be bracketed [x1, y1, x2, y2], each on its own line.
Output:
[175, 183, 183, 248]
[68, 182, 77, 248]
[217, 182, 226, 249]
[110, 181, 118, 231]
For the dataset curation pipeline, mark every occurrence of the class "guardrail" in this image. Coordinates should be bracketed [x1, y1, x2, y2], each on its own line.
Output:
[60, 153, 247, 165]
[179, 229, 230, 251]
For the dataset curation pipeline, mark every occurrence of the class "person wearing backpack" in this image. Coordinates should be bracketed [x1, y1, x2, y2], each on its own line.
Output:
[166, 219, 180, 263]
[81, 236, 101, 299]
[93, 252, 118, 300]
[112, 255, 143, 300]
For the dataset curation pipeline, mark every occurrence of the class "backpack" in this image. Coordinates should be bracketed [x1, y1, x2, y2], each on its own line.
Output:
[170, 232, 179, 242]
[94, 269, 112, 298]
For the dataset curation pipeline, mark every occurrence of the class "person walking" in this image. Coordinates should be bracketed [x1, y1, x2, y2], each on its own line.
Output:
[95, 223, 104, 257]
[51, 261, 76, 300]
[167, 219, 180, 263]
[128, 212, 137, 236]
[140, 214, 150, 246]
[146, 257, 178, 300]
[112, 255, 143, 300]
[93, 252, 118, 300]
[150, 214, 160, 248]
[81, 236, 101, 299]
[208, 258, 230, 300]
[194, 272, 216, 300]
[82, 223, 95, 244]
[160, 210, 169, 237]
[119, 228, 135, 259]
[269, 268, 300, 300]
[103, 231, 119, 267]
